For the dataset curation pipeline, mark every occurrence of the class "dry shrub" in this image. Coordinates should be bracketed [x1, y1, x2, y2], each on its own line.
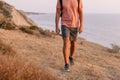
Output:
[0, 20, 16, 30]
[0, 55, 58, 80]
[19, 26, 55, 37]
[38, 27, 55, 37]
[0, 1, 12, 18]
[0, 40, 16, 56]
[108, 44, 120, 53]
[29, 25, 39, 30]
[19, 27, 34, 34]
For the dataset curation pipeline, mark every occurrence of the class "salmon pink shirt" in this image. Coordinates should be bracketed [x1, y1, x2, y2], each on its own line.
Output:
[56, 0, 83, 28]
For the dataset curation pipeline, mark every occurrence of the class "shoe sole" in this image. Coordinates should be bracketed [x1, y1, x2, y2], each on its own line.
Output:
[64, 69, 70, 72]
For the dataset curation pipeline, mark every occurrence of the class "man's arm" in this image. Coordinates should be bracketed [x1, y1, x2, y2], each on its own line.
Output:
[55, 8, 61, 34]
[78, 0, 84, 33]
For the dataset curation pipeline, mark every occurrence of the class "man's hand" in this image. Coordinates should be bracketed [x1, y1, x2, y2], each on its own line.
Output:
[56, 27, 60, 34]
[78, 25, 83, 33]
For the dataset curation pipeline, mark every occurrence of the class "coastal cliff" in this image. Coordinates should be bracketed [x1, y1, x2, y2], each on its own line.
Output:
[0, 1, 37, 27]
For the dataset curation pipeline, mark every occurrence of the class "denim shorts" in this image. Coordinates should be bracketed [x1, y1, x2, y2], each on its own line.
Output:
[61, 25, 78, 41]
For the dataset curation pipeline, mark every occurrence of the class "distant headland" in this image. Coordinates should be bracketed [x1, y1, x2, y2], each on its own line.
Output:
[19, 10, 47, 15]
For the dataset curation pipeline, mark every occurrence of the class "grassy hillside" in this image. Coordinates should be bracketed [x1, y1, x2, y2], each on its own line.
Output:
[0, 1, 120, 79]
[0, 38, 58, 80]
[0, 29, 120, 80]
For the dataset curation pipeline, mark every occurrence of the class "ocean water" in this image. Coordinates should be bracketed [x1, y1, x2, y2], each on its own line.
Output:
[28, 13, 120, 47]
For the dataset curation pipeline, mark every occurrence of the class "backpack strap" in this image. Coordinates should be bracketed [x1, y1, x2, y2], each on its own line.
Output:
[77, 0, 80, 12]
[60, 0, 63, 10]
[59, 0, 80, 17]
[59, 0, 63, 17]
[78, 0, 80, 6]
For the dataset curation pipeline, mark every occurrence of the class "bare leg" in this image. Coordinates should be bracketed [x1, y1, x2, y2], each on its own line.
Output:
[63, 37, 70, 64]
[70, 41, 76, 58]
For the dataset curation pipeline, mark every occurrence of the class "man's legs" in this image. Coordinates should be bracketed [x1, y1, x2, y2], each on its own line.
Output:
[63, 37, 70, 65]
[69, 27, 78, 65]
[61, 25, 77, 71]
[62, 36, 77, 68]
[69, 40, 76, 65]
[70, 41, 76, 58]
[63, 39, 77, 64]
[61, 25, 70, 71]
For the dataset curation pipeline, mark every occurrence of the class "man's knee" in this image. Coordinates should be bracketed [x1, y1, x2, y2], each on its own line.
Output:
[63, 38, 70, 46]
[71, 41, 76, 47]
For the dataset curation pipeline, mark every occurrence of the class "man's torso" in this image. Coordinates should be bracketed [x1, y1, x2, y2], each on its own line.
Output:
[57, 0, 82, 28]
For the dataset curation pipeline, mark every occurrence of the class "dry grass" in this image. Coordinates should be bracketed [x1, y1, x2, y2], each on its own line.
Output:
[0, 31, 58, 80]
[0, 29, 120, 80]
[0, 55, 58, 80]
[0, 20, 16, 30]
[108, 44, 120, 53]
[0, 40, 16, 56]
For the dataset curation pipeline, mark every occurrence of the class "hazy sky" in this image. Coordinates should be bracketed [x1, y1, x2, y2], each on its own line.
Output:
[4, 0, 120, 13]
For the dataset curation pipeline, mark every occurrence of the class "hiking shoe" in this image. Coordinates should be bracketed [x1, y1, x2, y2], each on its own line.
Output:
[69, 57, 74, 65]
[64, 64, 70, 72]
